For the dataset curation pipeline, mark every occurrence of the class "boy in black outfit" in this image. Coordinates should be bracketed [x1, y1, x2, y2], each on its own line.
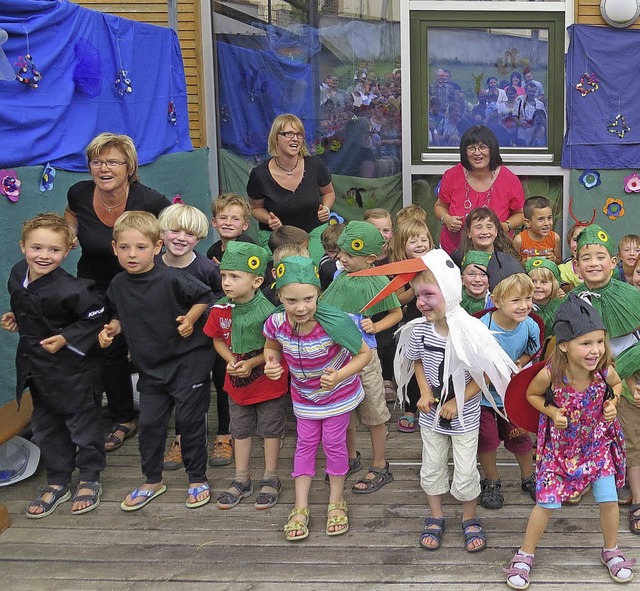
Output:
[2, 213, 106, 518]
[99, 211, 214, 511]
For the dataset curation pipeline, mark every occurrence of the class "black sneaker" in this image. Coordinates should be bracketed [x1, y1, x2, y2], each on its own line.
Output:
[521, 475, 536, 502]
[480, 479, 504, 509]
[325, 451, 362, 484]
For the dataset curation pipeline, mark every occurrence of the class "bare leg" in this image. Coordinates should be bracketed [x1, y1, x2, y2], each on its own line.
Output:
[352, 423, 388, 490]
[521, 505, 553, 553]
[286, 475, 312, 539]
[461, 498, 484, 551]
[515, 451, 534, 479]
[327, 474, 347, 534]
[421, 494, 444, 548]
[600, 501, 620, 549]
[478, 450, 499, 480]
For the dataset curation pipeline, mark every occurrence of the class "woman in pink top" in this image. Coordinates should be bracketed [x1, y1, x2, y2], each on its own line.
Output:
[434, 125, 524, 254]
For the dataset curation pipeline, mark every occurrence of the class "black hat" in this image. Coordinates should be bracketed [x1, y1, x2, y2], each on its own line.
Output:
[486, 251, 526, 292]
[553, 293, 607, 343]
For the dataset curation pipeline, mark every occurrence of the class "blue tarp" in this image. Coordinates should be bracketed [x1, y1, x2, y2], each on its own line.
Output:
[0, 0, 192, 171]
[563, 24, 640, 169]
[217, 41, 316, 156]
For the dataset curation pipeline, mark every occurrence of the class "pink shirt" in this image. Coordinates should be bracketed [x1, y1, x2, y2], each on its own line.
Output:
[438, 163, 524, 254]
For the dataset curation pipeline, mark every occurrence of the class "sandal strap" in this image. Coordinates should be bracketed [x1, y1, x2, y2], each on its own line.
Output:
[602, 548, 637, 576]
[327, 501, 347, 513]
[129, 487, 158, 500]
[423, 516, 445, 530]
[288, 507, 309, 519]
[187, 483, 210, 496]
[326, 515, 348, 527]
[72, 482, 101, 502]
[258, 477, 282, 492]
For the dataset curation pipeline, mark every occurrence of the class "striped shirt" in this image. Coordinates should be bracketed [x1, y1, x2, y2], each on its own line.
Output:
[406, 322, 480, 434]
[263, 312, 364, 420]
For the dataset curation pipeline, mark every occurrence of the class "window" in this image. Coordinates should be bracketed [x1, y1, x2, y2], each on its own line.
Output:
[410, 10, 564, 165]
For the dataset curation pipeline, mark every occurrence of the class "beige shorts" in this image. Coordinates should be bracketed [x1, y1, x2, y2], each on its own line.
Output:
[617, 396, 640, 468]
[350, 349, 391, 428]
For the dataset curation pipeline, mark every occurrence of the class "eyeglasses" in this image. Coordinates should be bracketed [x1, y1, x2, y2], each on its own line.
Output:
[89, 160, 127, 168]
[466, 144, 490, 154]
[279, 131, 306, 140]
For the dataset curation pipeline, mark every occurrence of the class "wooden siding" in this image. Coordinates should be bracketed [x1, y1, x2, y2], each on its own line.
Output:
[577, 0, 640, 28]
[77, 0, 207, 148]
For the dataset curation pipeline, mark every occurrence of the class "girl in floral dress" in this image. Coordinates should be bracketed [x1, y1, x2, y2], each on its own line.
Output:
[505, 293, 635, 589]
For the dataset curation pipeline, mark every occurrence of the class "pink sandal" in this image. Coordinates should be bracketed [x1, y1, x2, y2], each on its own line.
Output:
[504, 551, 534, 590]
[601, 548, 636, 583]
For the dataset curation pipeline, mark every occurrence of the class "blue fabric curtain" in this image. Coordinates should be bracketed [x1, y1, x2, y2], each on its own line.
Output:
[217, 41, 316, 156]
[563, 24, 640, 169]
[0, 0, 192, 171]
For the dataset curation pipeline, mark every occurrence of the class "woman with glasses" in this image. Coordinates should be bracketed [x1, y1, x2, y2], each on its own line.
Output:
[65, 133, 170, 451]
[433, 125, 524, 255]
[247, 114, 335, 262]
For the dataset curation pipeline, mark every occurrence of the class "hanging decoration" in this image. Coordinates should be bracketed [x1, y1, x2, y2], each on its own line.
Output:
[0, 170, 21, 202]
[624, 172, 640, 193]
[167, 65, 177, 124]
[15, 26, 42, 89]
[575, 72, 599, 96]
[578, 169, 602, 189]
[114, 36, 132, 96]
[608, 113, 631, 138]
[328, 212, 345, 225]
[603, 197, 625, 220]
[39, 163, 56, 192]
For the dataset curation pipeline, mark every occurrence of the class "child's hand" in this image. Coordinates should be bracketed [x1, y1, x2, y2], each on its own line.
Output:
[267, 212, 282, 230]
[553, 407, 568, 429]
[417, 393, 435, 414]
[98, 321, 120, 348]
[440, 398, 458, 421]
[230, 360, 252, 379]
[603, 399, 617, 422]
[1, 312, 17, 332]
[40, 334, 67, 354]
[176, 315, 194, 338]
[320, 367, 342, 390]
[317, 204, 330, 223]
[264, 354, 283, 380]
[361, 318, 376, 334]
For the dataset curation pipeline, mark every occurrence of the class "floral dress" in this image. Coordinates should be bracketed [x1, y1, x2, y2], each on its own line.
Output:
[535, 370, 626, 504]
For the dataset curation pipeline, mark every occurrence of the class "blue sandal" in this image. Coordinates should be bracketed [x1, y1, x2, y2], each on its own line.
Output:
[216, 479, 253, 509]
[462, 517, 487, 552]
[120, 484, 167, 512]
[26, 485, 71, 519]
[420, 516, 445, 550]
[186, 483, 211, 509]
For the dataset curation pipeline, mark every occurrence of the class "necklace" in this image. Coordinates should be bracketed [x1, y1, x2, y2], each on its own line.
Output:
[274, 156, 299, 176]
[463, 169, 497, 212]
[98, 193, 127, 213]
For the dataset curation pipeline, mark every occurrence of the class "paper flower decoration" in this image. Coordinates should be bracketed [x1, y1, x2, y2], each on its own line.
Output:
[603, 198, 625, 220]
[328, 212, 344, 225]
[172, 194, 184, 204]
[434, 179, 442, 198]
[314, 143, 325, 155]
[579, 169, 601, 190]
[0, 170, 21, 202]
[39, 163, 55, 192]
[624, 172, 640, 193]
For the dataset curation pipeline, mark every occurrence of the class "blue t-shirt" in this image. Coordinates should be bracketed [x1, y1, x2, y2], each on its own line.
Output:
[479, 313, 540, 407]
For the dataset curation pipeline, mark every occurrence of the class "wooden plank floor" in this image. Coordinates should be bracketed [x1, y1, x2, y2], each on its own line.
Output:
[1, 401, 639, 591]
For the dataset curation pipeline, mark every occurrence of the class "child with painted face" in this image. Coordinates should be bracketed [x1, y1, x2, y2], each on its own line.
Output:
[321, 221, 402, 494]
[478, 253, 541, 510]
[460, 250, 491, 315]
[524, 257, 563, 339]
[203, 241, 289, 511]
[572, 224, 640, 533]
[348, 248, 516, 553]
[505, 294, 633, 589]
[263, 256, 371, 541]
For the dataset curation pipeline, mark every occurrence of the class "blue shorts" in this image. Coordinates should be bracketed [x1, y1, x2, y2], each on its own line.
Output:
[537, 474, 617, 509]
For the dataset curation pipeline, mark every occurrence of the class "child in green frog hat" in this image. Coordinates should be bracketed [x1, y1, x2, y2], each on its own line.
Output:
[572, 223, 640, 529]
[203, 240, 289, 511]
[321, 221, 402, 494]
[460, 250, 491, 315]
[525, 256, 563, 338]
[263, 255, 371, 540]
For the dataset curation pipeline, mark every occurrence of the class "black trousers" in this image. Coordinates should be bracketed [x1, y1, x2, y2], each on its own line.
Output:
[212, 356, 230, 435]
[102, 332, 136, 424]
[30, 383, 106, 485]
[138, 379, 210, 484]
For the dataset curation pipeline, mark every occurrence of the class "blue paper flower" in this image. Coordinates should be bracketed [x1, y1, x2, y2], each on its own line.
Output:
[39, 163, 55, 192]
[328, 212, 344, 225]
[434, 179, 442, 197]
[579, 169, 601, 190]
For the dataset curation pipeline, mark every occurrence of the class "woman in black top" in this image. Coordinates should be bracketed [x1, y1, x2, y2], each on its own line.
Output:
[247, 114, 335, 261]
[65, 133, 170, 450]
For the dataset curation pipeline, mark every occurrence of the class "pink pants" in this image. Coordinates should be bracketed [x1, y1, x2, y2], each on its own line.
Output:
[292, 412, 350, 478]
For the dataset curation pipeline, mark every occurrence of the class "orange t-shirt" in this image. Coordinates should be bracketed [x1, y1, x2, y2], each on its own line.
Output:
[519, 229, 556, 260]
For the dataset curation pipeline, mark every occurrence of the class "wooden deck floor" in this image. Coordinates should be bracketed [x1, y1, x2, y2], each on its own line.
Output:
[1, 403, 639, 591]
